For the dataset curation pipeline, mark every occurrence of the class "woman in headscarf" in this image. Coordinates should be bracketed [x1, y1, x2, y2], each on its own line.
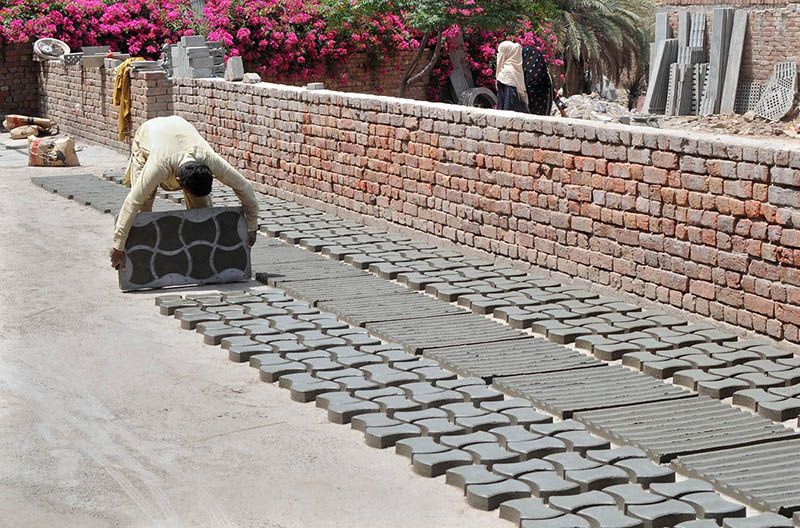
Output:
[496, 41, 529, 113]
[522, 46, 553, 116]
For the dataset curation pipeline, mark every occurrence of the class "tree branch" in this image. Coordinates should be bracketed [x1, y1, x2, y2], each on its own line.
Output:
[399, 30, 431, 97]
[406, 30, 443, 87]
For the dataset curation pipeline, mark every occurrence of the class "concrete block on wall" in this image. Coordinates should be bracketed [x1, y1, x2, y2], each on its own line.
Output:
[224, 56, 244, 81]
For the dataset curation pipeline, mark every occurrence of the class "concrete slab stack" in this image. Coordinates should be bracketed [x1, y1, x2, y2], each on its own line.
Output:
[677, 11, 691, 47]
[719, 11, 748, 114]
[676, 64, 695, 115]
[651, 13, 673, 76]
[700, 8, 735, 115]
[171, 35, 215, 79]
[208, 41, 226, 76]
[689, 12, 706, 48]
[692, 63, 709, 115]
[644, 39, 678, 115]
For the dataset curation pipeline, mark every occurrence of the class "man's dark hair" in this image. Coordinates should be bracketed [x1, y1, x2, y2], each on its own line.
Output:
[177, 161, 213, 197]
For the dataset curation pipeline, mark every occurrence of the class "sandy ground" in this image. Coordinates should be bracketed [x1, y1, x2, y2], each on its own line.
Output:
[0, 134, 504, 528]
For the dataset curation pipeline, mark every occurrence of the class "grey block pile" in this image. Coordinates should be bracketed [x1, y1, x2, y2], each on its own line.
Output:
[168, 35, 226, 79]
[754, 62, 798, 122]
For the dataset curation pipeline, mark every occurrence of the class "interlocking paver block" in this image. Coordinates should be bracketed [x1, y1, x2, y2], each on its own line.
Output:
[336, 376, 380, 392]
[456, 412, 512, 433]
[731, 388, 785, 411]
[586, 447, 647, 465]
[464, 442, 521, 467]
[493, 459, 554, 479]
[503, 407, 554, 427]
[603, 484, 666, 513]
[696, 378, 750, 399]
[549, 490, 616, 513]
[578, 505, 644, 528]
[441, 402, 487, 421]
[566, 465, 630, 492]
[520, 513, 590, 527]
[499, 497, 563, 525]
[350, 412, 399, 432]
[722, 513, 794, 528]
[544, 452, 600, 475]
[289, 378, 340, 403]
[259, 361, 306, 382]
[508, 436, 567, 460]
[614, 458, 676, 487]
[519, 471, 581, 499]
[627, 499, 696, 528]
[675, 522, 724, 528]
[395, 436, 448, 459]
[446, 464, 505, 492]
[412, 449, 474, 477]
[757, 399, 800, 421]
[362, 364, 421, 386]
[491, 426, 541, 447]
[679, 492, 745, 523]
[415, 417, 466, 438]
[466, 479, 532, 510]
[555, 431, 610, 454]
[650, 479, 714, 499]
[531, 419, 586, 436]
[228, 344, 275, 363]
[364, 423, 421, 448]
[393, 408, 447, 423]
[120, 207, 251, 291]
[326, 399, 381, 424]
[440, 431, 498, 449]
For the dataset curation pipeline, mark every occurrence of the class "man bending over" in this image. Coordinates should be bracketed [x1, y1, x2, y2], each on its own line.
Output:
[110, 115, 260, 270]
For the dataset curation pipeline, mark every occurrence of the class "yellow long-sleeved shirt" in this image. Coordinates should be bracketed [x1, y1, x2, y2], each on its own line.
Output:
[113, 116, 260, 250]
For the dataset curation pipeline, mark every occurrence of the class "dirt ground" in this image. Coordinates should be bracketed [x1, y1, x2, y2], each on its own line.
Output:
[0, 134, 504, 528]
[561, 93, 800, 142]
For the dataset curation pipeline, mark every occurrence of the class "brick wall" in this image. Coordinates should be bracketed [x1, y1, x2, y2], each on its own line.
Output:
[0, 42, 40, 121]
[34, 66, 800, 344]
[261, 49, 433, 100]
[661, 4, 800, 83]
[37, 62, 173, 150]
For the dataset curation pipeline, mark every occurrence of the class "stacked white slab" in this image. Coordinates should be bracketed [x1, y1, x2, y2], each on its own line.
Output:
[699, 8, 735, 115]
[719, 11, 748, 114]
[645, 38, 679, 114]
[692, 63, 710, 115]
[689, 12, 706, 48]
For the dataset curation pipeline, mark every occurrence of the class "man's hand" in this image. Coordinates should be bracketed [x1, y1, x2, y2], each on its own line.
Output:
[110, 248, 126, 270]
[248, 231, 257, 247]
